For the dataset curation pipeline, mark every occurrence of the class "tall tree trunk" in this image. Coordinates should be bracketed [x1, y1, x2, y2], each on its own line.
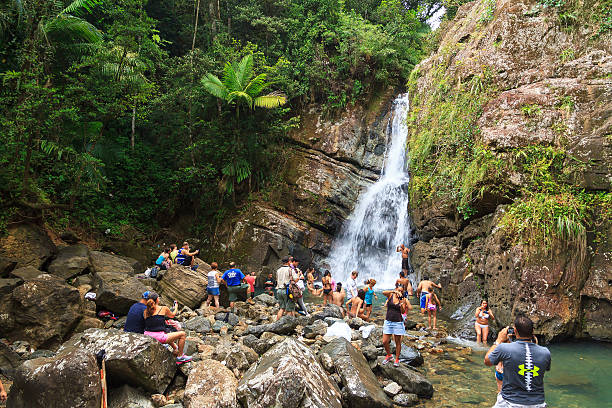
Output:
[131, 103, 136, 150]
[187, 0, 201, 167]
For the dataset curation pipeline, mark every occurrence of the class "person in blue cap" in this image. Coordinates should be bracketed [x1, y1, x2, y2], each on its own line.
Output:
[124, 291, 152, 333]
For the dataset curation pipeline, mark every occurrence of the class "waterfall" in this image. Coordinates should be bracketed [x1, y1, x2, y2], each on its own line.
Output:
[326, 93, 413, 289]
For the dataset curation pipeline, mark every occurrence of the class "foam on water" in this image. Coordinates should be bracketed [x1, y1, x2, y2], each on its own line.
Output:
[326, 94, 412, 289]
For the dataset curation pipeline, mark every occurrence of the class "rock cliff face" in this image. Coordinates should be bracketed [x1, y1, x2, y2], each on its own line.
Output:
[228, 91, 396, 273]
[407, 0, 611, 341]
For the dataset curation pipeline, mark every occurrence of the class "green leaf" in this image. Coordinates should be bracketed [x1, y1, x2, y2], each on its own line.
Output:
[254, 92, 287, 109]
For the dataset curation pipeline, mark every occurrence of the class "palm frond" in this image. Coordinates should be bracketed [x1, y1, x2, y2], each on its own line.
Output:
[253, 92, 287, 109]
[201, 73, 228, 100]
[44, 14, 102, 43]
[227, 91, 253, 107]
[61, 0, 103, 17]
[221, 61, 240, 93]
[244, 73, 267, 98]
[235, 54, 254, 90]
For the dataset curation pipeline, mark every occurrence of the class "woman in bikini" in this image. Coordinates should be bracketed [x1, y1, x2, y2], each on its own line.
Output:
[425, 289, 441, 330]
[475, 299, 495, 344]
[322, 270, 333, 306]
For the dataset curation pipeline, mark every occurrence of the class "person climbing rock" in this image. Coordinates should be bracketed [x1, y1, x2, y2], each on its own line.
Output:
[205, 262, 222, 309]
[222, 262, 249, 308]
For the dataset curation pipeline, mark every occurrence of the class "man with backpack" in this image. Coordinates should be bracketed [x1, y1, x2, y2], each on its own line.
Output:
[276, 256, 296, 320]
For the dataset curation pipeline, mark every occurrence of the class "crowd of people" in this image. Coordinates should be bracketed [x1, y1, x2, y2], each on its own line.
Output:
[136, 241, 553, 407]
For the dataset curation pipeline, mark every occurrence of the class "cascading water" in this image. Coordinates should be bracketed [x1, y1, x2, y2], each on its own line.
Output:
[326, 93, 413, 289]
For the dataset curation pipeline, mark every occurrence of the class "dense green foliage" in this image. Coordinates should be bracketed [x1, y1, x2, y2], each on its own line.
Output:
[0, 0, 430, 237]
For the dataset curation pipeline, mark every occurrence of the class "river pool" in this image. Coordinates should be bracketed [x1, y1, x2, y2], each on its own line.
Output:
[303, 289, 612, 407]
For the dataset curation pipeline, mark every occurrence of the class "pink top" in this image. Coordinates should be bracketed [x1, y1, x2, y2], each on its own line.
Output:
[245, 275, 256, 293]
[331, 279, 336, 291]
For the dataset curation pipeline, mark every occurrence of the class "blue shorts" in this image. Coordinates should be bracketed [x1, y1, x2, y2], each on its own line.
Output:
[383, 320, 406, 336]
[495, 371, 503, 381]
[420, 292, 428, 309]
[207, 287, 220, 296]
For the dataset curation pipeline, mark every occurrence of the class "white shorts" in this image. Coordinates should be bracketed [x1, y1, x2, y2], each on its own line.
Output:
[492, 393, 546, 408]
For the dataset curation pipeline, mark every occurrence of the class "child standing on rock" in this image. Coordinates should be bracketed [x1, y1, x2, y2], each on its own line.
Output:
[425, 289, 441, 330]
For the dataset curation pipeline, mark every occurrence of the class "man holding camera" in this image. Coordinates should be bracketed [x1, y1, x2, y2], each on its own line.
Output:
[484, 314, 551, 408]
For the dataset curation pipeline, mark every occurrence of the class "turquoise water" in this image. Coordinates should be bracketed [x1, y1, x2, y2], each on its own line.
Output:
[545, 342, 612, 407]
[302, 289, 612, 406]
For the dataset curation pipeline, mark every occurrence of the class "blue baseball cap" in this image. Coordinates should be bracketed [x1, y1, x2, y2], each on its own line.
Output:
[142, 291, 151, 299]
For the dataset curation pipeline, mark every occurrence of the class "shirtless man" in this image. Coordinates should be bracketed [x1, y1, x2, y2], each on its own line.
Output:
[395, 271, 413, 297]
[331, 282, 346, 317]
[396, 244, 411, 276]
[416, 276, 442, 314]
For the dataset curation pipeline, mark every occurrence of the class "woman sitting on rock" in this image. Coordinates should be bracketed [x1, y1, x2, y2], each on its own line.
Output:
[143, 292, 192, 363]
[475, 299, 495, 344]
[381, 288, 411, 367]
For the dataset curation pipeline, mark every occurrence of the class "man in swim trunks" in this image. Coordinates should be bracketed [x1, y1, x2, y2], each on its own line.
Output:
[396, 244, 411, 276]
[416, 276, 442, 314]
[395, 271, 413, 297]
[331, 282, 346, 316]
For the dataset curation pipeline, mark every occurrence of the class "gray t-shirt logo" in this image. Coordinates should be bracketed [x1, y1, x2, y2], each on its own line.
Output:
[489, 341, 551, 405]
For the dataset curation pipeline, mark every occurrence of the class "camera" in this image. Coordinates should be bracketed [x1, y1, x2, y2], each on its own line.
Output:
[507, 327, 515, 341]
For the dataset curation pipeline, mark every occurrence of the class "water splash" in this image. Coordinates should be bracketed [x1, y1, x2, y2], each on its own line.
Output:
[326, 93, 412, 289]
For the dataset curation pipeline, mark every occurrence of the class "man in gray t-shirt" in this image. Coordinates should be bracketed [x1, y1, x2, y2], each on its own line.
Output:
[485, 315, 551, 407]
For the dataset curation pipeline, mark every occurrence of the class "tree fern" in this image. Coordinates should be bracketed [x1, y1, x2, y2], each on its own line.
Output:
[61, 0, 104, 17]
[254, 92, 287, 108]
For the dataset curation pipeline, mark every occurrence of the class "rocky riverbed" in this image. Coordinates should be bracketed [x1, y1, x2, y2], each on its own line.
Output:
[1, 289, 448, 408]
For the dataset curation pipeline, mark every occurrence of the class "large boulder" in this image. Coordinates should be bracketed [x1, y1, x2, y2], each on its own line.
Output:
[157, 264, 210, 309]
[9, 266, 44, 281]
[313, 304, 344, 320]
[184, 316, 212, 334]
[108, 385, 154, 408]
[0, 224, 56, 275]
[184, 359, 239, 408]
[0, 278, 22, 297]
[0, 341, 23, 377]
[246, 315, 298, 337]
[0, 275, 83, 348]
[7, 347, 101, 408]
[59, 328, 176, 393]
[376, 357, 434, 398]
[241, 334, 285, 355]
[90, 251, 150, 315]
[238, 337, 343, 408]
[320, 338, 392, 408]
[48, 244, 91, 280]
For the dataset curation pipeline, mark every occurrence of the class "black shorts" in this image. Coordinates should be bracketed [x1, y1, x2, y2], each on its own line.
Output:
[323, 289, 331, 295]
[402, 258, 409, 270]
